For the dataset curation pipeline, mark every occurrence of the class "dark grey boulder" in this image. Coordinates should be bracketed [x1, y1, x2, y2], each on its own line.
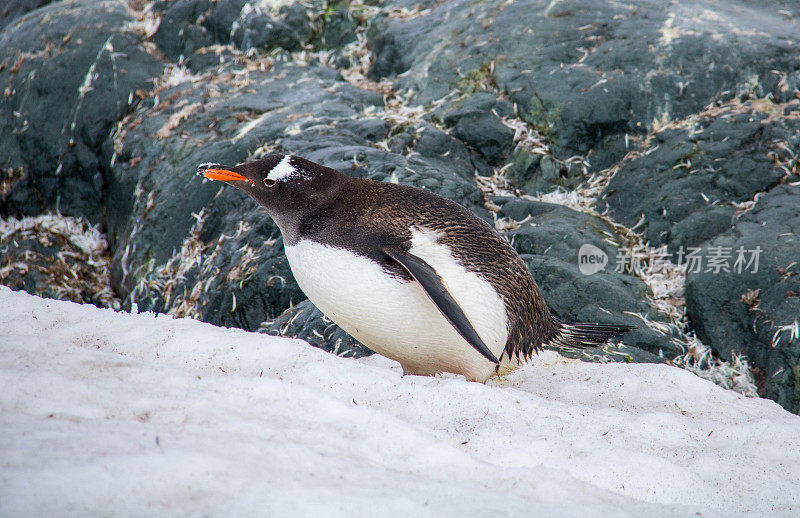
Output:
[369, 0, 800, 171]
[494, 197, 682, 359]
[201, 0, 248, 44]
[498, 197, 624, 267]
[434, 93, 515, 164]
[229, 5, 312, 53]
[599, 101, 800, 248]
[264, 300, 372, 358]
[153, 0, 216, 58]
[507, 149, 583, 195]
[0, 0, 163, 223]
[685, 184, 800, 413]
[412, 123, 483, 172]
[525, 254, 678, 359]
[669, 205, 736, 253]
[0, 0, 56, 30]
[154, 0, 357, 62]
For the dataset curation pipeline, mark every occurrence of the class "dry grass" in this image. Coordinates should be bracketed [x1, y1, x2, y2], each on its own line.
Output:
[772, 320, 800, 348]
[0, 214, 119, 308]
[128, 209, 276, 319]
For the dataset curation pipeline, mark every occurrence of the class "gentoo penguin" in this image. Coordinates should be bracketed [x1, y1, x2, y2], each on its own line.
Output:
[198, 155, 634, 382]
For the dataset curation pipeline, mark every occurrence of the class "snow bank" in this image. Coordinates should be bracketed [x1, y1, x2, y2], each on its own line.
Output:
[1, 286, 798, 517]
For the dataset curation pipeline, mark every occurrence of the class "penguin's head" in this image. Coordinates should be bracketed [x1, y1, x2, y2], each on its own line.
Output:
[197, 154, 344, 229]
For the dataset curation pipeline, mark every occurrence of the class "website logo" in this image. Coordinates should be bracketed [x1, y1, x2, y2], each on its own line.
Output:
[578, 244, 608, 275]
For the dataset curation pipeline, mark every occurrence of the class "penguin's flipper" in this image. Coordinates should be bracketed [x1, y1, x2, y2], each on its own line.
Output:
[382, 245, 500, 365]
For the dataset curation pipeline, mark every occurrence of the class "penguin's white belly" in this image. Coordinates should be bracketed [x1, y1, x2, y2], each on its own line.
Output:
[283, 231, 509, 382]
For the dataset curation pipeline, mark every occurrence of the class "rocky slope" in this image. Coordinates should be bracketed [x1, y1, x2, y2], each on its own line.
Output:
[1, 0, 798, 411]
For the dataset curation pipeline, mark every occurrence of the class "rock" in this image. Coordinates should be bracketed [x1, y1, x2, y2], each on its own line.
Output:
[369, 0, 800, 170]
[155, 0, 356, 61]
[525, 254, 678, 358]
[494, 197, 682, 359]
[685, 184, 800, 413]
[263, 300, 372, 358]
[153, 0, 215, 58]
[182, 44, 242, 74]
[315, 1, 358, 50]
[201, 0, 248, 44]
[669, 205, 736, 253]
[599, 101, 799, 248]
[230, 6, 312, 53]
[435, 93, 515, 163]
[407, 123, 489, 177]
[0, 0, 163, 223]
[0, 0, 56, 30]
[507, 149, 582, 194]
[498, 197, 623, 265]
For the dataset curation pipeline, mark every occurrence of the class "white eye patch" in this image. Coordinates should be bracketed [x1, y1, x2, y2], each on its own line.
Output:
[266, 155, 298, 182]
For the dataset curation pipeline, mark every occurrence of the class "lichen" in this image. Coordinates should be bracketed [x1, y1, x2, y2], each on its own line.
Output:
[455, 62, 498, 95]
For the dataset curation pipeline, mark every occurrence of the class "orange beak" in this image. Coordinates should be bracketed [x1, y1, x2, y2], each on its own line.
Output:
[198, 167, 254, 184]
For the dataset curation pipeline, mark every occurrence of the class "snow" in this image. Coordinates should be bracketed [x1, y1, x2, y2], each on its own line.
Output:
[1, 286, 798, 517]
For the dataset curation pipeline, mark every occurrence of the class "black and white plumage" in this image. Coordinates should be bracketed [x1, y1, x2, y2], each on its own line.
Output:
[198, 155, 634, 382]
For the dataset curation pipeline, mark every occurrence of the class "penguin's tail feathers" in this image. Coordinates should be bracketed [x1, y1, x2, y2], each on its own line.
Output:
[546, 317, 636, 349]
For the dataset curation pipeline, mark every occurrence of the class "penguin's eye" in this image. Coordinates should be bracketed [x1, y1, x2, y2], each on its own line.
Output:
[264, 178, 276, 187]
